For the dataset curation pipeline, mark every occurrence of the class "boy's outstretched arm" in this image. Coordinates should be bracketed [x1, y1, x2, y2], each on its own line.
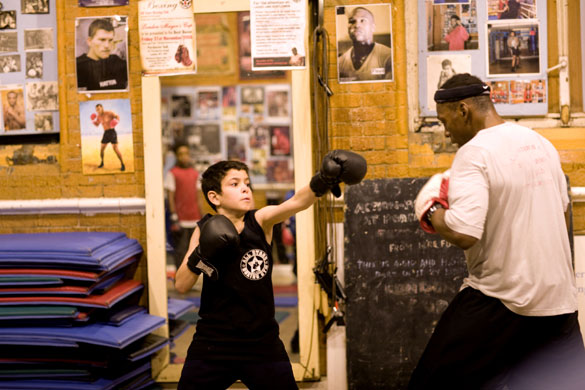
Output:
[256, 149, 367, 238]
[256, 184, 317, 237]
[175, 225, 201, 293]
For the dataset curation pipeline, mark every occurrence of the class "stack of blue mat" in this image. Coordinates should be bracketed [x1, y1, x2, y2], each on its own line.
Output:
[0, 232, 166, 390]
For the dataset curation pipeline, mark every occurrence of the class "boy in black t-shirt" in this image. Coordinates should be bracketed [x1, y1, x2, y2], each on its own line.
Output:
[175, 153, 366, 390]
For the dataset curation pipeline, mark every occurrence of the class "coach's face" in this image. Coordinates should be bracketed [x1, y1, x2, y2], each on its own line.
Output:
[436, 101, 474, 147]
[348, 8, 375, 45]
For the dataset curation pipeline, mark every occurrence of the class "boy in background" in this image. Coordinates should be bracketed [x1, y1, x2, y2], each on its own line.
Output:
[164, 142, 203, 271]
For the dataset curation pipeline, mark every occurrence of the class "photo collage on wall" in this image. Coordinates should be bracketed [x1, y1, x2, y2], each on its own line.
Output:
[419, 0, 547, 116]
[0, 0, 60, 135]
[161, 84, 293, 185]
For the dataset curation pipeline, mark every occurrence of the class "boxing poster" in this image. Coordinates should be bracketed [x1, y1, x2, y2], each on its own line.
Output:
[79, 99, 135, 174]
[138, 0, 197, 76]
[250, 0, 306, 70]
[75, 16, 129, 93]
[335, 3, 394, 84]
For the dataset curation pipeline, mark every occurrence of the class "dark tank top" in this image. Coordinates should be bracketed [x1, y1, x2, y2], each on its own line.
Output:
[186, 211, 289, 361]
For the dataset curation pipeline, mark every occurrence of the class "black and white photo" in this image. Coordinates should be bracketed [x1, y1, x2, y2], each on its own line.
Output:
[22, 0, 49, 14]
[25, 52, 43, 79]
[0, 54, 21, 73]
[0, 11, 17, 30]
[34, 112, 53, 131]
[0, 32, 18, 53]
[24, 28, 54, 51]
[171, 95, 192, 118]
[26, 81, 58, 111]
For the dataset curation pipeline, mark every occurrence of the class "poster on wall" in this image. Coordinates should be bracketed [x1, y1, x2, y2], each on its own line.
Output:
[426, 0, 478, 51]
[138, 0, 197, 76]
[237, 12, 286, 80]
[486, 21, 540, 77]
[79, 99, 134, 174]
[426, 54, 471, 111]
[418, 0, 547, 117]
[1, 86, 26, 131]
[250, 0, 306, 70]
[195, 13, 235, 75]
[75, 16, 129, 93]
[335, 3, 394, 84]
[0, 0, 60, 136]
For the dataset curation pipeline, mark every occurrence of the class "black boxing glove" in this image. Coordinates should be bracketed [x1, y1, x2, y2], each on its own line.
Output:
[187, 215, 239, 280]
[310, 150, 367, 197]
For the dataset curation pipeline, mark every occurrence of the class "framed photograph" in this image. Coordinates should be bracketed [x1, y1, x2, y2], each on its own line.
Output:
[1, 87, 26, 131]
[195, 88, 220, 121]
[269, 125, 291, 157]
[250, 148, 268, 182]
[34, 112, 53, 131]
[249, 123, 269, 149]
[530, 79, 546, 103]
[0, 11, 17, 29]
[487, 0, 534, 21]
[486, 80, 510, 104]
[335, 3, 393, 83]
[266, 158, 293, 183]
[486, 21, 540, 76]
[187, 123, 221, 155]
[22, 0, 49, 14]
[75, 16, 129, 93]
[426, 1, 478, 51]
[79, 98, 134, 174]
[237, 11, 285, 81]
[0, 54, 21, 73]
[222, 86, 237, 117]
[0, 32, 18, 52]
[25, 52, 43, 79]
[425, 54, 471, 111]
[226, 133, 248, 162]
[171, 95, 192, 118]
[241, 85, 264, 115]
[24, 28, 54, 51]
[79, 0, 129, 6]
[25, 81, 58, 111]
[265, 85, 290, 120]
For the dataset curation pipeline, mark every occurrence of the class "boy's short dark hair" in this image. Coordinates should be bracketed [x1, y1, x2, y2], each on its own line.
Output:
[201, 160, 250, 211]
[172, 141, 189, 154]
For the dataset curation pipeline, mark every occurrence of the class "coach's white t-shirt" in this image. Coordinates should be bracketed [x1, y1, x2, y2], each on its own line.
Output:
[445, 122, 577, 316]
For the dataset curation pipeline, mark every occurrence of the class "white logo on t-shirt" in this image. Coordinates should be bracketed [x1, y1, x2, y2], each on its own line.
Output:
[240, 249, 269, 280]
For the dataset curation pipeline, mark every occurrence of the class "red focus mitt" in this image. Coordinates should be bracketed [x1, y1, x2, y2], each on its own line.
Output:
[414, 170, 450, 234]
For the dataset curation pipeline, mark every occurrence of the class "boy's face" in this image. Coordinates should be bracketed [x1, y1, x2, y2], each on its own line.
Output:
[176, 146, 191, 167]
[215, 169, 253, 212]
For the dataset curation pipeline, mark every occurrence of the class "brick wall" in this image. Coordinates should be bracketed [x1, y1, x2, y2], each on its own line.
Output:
[324, 0, 585, 233]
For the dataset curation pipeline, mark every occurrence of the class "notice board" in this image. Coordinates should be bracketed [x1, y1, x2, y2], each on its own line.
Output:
[344, 178, 468, 389]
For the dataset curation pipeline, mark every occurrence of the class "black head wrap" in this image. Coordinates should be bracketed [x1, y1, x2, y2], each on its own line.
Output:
[434, 83, 491, 103]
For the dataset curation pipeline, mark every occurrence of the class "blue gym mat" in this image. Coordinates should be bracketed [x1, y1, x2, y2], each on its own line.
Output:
[168, 298, 196, 320]
[0, 360, 151, 390]
[0, 312, 165, 349]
